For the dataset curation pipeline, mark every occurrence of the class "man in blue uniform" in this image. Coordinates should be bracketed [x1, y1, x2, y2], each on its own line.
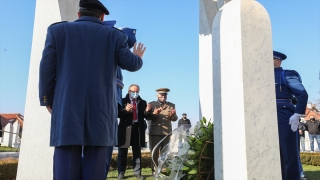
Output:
[39, 0, 146, 179]
[112, 28, 148, 180]
[273, 50, 308, 180]
[102, 20, 140, 178]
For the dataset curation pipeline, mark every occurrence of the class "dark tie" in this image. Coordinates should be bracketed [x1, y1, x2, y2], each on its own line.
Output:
[132, 100, 137, 120]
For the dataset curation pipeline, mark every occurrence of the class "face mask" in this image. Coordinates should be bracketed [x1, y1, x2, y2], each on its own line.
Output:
[129, 92, 139, 99]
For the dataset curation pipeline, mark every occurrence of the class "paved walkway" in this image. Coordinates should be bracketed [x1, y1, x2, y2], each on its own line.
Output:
[0, 152, 19, 160]
[0, 148, 150, 160]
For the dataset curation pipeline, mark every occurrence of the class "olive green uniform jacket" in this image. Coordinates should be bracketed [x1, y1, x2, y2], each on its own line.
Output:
[145, 101, 178, 135]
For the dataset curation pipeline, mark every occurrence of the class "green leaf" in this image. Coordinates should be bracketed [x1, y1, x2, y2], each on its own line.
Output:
[201, 127, 207, 135]
[188, 168, 198, 175]
[166, 167, 171, 175]
[187, 150, 196, 156]
[195, 144, 203, 151]
[184, 160, 198, 166]
[208, 121, 212, 128]
[181, 166, 190, 171]
[203, 117, 207, 124]
[195, 139, 203, 145]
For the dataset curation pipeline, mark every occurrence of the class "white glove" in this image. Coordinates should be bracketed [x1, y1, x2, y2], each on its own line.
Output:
[289, 113, 302, 132]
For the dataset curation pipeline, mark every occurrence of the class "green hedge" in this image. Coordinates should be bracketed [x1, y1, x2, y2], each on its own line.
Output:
[0, 158, 18, 180]
[300, 152, 320, 166]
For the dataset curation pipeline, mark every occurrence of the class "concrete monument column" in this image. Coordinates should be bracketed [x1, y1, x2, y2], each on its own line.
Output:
[212, 0, 281, 179]
[16, 0, 79, 179]
[199, 0, 230, 120]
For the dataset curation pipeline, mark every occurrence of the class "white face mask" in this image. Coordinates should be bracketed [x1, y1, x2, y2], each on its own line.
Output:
[130, 92, 139, 99]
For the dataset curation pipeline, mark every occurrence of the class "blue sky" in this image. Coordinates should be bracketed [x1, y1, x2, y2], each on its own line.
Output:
[0, 0, 319, 129]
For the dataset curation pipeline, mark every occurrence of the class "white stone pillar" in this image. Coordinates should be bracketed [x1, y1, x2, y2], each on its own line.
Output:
[16, 0, 79, 179]
[212, 0, 281, 179]
[199, 0, 222, 121]
[199, 0, 231, 120]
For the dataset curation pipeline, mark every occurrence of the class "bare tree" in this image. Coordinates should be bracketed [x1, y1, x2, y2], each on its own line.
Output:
[311, 91, 320, 110]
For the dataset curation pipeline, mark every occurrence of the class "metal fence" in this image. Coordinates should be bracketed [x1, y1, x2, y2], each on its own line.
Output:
[0, 130, 21, 151]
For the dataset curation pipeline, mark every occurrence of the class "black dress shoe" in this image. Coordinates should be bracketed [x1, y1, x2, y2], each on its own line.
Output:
[117, 173, 124, 179]
[135, 174, 144, 179]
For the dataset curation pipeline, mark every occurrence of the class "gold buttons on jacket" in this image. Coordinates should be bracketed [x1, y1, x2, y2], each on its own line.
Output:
[43, 96, 47, 103]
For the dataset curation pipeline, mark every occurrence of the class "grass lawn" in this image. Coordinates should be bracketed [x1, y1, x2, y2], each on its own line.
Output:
[107, 168, 154, 180]
[303, 164, 320, 180]
[0, 146, 18, 152]
[107, 165, 320, 180]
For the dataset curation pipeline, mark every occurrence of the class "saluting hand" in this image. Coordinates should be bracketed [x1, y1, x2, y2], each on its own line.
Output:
[125, 103, 133, 112]
[133, 42, 146, 58]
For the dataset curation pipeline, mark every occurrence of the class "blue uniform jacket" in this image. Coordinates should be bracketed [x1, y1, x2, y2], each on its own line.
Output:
[274, 67, 308, 115]
[116, 67, 123, 106]
[39, 16, 143, 146]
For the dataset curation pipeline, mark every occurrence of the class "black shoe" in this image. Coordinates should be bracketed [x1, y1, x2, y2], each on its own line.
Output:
[117, 173, 124, 179]
[135, 174, 144, 179]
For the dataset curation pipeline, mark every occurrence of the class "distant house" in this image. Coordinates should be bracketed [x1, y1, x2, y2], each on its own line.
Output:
[0, 113, 24, 148]
[304, 103, 320, 120]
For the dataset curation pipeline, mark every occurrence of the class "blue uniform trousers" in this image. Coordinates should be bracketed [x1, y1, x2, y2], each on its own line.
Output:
[277, 108, 300, 180]
[104, 146, 114, 178]
[54, 145, 111, 180]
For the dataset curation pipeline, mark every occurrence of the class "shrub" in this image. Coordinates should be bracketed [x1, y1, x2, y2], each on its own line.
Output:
[183, 117, 214, 180]
[0, 158, 18, 180]
[300, 153, 320, 166]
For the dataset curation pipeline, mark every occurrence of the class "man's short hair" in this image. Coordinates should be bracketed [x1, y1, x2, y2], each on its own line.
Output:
[128, 84, 140, 91]
[79, 9, 102, 18]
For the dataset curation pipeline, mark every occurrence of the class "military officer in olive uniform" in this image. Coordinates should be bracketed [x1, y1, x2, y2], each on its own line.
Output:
[273, 51, 308, 180]
[145, 88, 178, 173]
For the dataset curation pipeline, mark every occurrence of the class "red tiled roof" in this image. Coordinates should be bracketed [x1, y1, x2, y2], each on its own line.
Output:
[0, 113, 20, 120]
[304, 111, 320, 120]
[305, 109, 311, 115]
[0, 113, 24, 128]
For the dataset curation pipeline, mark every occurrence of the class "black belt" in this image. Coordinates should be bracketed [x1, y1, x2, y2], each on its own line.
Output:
[276, 99, 292, 104]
